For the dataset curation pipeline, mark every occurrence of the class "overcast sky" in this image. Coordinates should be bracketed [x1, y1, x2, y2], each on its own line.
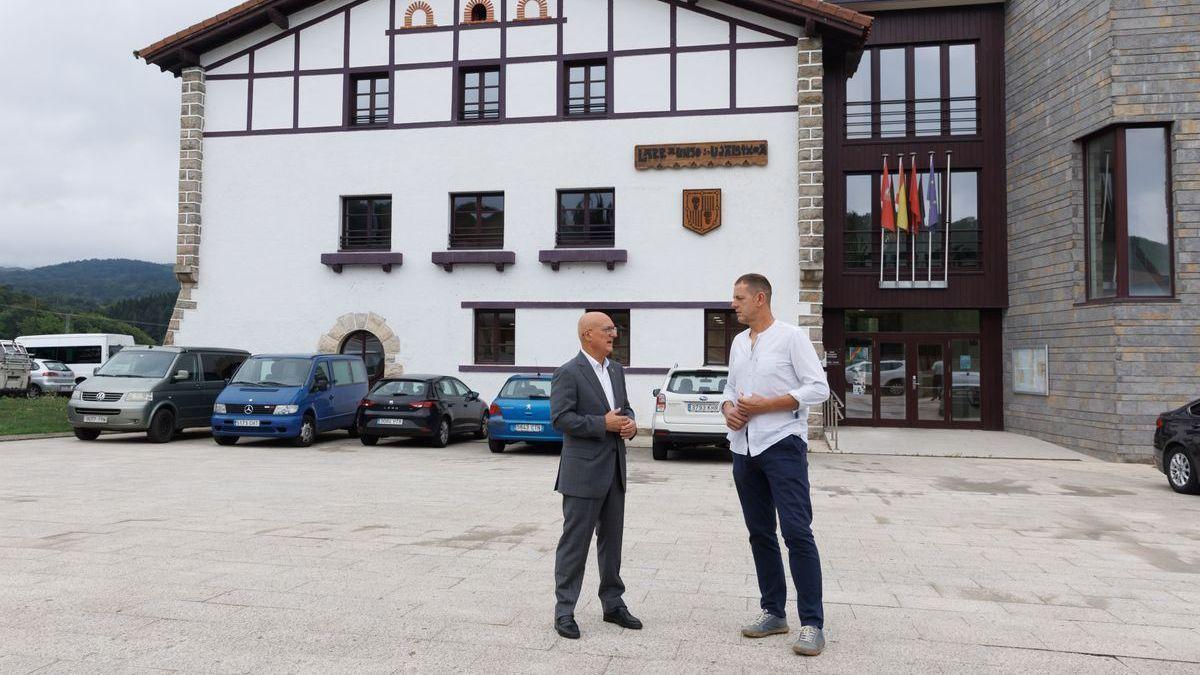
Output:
[0, 1, 233, 268]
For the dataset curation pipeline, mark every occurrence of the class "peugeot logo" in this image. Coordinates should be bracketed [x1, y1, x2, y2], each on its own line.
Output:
[96, 392, 106, 401]
[244, 405, 254, 415]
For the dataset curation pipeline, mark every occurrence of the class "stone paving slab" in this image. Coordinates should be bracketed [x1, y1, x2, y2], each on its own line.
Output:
[1, 432, 1198, 673]
[828, 427, 1094, 460]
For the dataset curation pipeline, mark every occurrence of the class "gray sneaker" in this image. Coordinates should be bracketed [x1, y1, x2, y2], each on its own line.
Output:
[741, 610, 789, 638]
[792, 625, 825, 656]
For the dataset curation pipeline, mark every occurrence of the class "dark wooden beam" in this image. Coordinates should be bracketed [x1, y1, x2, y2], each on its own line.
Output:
[266, 7, 289, 30]
[176, 48, 200, 66]
[804, 18, 819, 38]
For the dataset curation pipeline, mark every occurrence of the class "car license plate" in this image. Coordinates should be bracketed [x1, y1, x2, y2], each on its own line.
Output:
[687, 402, 720, 414]
[513, 424, 543, 432]
[234, 420, 260, 427]
[83, 415, 107, 424]
[378, 419, 405, 426]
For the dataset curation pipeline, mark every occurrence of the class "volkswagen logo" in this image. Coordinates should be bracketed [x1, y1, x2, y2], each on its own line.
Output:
[244, 405, 254, 415]
[96, 392, 106, 401]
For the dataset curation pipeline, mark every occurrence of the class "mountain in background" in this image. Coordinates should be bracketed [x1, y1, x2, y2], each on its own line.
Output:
[0, 286, 156, 344]
[0, 259, 178, 305]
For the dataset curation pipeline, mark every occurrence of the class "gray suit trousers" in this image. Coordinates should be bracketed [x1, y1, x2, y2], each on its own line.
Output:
[554, 460, 626, 618]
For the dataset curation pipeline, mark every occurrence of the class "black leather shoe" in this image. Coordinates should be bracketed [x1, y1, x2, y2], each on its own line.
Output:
[555, 615, 580, 639]
[603, 607, 643, 630]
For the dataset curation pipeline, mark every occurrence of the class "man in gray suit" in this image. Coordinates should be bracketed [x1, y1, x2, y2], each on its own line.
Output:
[550, 311, 641, 639]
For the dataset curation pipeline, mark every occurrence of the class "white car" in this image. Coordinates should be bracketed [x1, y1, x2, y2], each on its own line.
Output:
[650, 366, 730, 460]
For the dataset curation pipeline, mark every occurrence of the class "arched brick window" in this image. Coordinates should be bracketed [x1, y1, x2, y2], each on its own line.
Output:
[341, 330, 386, 384]
[464, 0, 494, 23]
[403, 1, 435, 28]
[516, 0, 548, 20]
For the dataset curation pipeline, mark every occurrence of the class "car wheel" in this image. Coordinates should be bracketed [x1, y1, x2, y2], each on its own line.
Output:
[474, 413, 488, 439]
[292, 415, 316, 447]
[214, 435, 238, 446]
[346, 419, 360, 438]
[430, 417, 451, 448]
[73, 427, 101, 441]
[146, 409, 175, 444]
[652, 439, 670, 461]
[488, 438, 505, 453]
[360, 434, 379, 446]
[1166, 446, 1200, 494]
[26, 384, 41, 399]
[884, 380, 904, 396]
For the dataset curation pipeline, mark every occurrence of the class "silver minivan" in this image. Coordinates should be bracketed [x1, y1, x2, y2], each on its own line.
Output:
[68, 346, 249, 443]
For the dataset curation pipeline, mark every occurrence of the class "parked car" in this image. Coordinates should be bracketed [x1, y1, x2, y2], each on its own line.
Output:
[357, 375, 489, 447]
[29, 359, 77, 397]
[1154, 400, 1200, 494]
[211, 354, 367, 447]
[0, 340, 33, 396]
[68, 346, 249, 443]
[486, 374, 563, 453]
[846, 359, 906, 396]
[650, 366, 730, 460]
[17, 333, 135, 383]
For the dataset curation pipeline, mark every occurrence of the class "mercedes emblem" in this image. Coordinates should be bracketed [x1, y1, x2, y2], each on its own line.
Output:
[244, 405, 254, 415]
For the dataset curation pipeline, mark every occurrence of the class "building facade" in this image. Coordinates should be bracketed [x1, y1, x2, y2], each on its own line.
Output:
[137, 0, 871, 424]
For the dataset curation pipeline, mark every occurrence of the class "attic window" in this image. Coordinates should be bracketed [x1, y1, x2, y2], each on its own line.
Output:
[463, 0, 494, 23]
[472, 4, 487, 21]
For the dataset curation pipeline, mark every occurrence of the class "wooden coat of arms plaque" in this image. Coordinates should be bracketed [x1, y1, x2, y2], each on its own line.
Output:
[683, 189, 722, 235]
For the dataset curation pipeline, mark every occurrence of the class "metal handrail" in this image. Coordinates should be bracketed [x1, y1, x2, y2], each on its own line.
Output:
[822, 390, 845, 451]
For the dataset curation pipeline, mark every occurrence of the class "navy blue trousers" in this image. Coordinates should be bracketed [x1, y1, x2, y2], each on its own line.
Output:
[732, 435, 823, 628]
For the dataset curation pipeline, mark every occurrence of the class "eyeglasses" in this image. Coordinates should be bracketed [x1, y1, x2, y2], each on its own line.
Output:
[589, 326, 619, 335]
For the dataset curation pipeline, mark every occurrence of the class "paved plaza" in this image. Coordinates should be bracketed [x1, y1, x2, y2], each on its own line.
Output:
[1, 432, 1198, 673]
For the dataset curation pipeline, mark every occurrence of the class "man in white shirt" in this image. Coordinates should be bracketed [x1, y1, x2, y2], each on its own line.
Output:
[720, 273, 830, 656]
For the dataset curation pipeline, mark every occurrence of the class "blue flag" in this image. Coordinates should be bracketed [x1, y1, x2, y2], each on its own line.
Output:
[925, 155, 940, 232]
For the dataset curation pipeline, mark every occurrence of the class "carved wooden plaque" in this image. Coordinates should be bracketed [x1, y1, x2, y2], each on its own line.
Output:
[683, 189, 722, 235]
[635, 140, 768, 170]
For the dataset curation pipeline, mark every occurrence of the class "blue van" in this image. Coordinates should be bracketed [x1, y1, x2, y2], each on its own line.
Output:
[486, 374, 563, 453]
[211, 353, 368, 447]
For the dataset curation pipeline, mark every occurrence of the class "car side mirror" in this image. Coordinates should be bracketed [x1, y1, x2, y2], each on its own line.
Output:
[466, 391, 479, 401]
[173, 369, 190, 381]
[313, 377, 329, 392]
[652, 388, 661, 397]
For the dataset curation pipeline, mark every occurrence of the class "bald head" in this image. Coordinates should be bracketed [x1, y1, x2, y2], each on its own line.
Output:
[578, 311, 617, 361]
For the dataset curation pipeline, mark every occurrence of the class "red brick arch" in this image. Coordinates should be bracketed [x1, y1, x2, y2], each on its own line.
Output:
[516, 0, 549, 20]
[402, 1, 435, 28]
[463, 0, 495, 23]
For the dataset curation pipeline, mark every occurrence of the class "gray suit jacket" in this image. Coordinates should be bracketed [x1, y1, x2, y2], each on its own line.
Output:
[551, 352, 635, 499]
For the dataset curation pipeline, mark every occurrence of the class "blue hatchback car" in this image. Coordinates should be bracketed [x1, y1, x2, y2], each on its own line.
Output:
[486, 374, 563, 453]
[211, 353, 368, 447]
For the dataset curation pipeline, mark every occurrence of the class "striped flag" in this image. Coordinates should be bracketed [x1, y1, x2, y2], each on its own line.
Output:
[881, 156, 895, 232]
[909, 158, 923, 233]
[925, 155, 940, 232]
[895, 155, 909, 232]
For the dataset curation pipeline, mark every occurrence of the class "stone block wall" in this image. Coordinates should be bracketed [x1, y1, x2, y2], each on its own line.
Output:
[165, 67, 205, 345]
[1004, 0, 1200, 460]
[798, 34, 826, 439]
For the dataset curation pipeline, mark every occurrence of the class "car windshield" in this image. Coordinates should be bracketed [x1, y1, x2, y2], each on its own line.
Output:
[230, 357, 312, 387]
[372, 380, 428, 397]
[499, 379, 551, 399]
[93, 350, 177, 379]
[42, 361, 71, 372]
[667, 371, 727, 395]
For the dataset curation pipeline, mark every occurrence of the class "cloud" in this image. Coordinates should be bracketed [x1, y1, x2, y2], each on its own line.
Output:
[0, 0, 232, 267]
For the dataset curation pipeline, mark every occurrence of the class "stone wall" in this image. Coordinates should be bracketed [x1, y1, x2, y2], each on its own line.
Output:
[1004, 0, 1200, 460]
[798, 34, 826, 439]
[165, 67, 205, 346]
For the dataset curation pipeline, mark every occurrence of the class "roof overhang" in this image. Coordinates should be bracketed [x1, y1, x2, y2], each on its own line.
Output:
[135, 0, 872, 75]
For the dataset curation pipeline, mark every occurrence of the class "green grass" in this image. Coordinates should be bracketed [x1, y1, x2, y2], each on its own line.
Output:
[0, 394, 72, 436]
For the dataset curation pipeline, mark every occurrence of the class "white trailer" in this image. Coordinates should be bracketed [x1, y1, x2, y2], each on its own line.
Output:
[16, 333, 136, 383]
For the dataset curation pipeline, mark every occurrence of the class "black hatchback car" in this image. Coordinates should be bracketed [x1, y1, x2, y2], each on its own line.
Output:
[357, 375, 489, 447]
[1154, 400, 1200, 494]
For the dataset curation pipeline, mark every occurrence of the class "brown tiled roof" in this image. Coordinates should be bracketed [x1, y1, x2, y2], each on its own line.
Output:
[136, 0, 871, 73]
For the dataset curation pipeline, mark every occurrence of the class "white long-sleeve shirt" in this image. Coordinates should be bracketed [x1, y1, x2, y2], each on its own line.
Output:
[720, 320, 829, 456]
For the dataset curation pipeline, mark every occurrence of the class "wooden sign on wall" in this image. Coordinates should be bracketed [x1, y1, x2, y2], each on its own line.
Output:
[683, 189, 722, 235]
[635, 140, 768, 170]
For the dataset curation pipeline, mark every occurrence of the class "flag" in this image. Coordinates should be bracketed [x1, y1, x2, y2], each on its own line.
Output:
[895, 155, 909, 232]
[908, 158, 923, 233]
[880, 156, 895, 232]
[925, 155, 940, 232]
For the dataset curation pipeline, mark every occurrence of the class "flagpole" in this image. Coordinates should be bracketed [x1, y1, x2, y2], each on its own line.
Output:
[910, 152, 917, 284]
[944, 151, 952, 283]
[927, 151, 934, 283]
[880, 154, 887, 287]
[895, 155, 901, 285]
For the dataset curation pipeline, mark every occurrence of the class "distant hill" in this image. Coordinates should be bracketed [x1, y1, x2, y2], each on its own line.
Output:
[0, 285, 155, 344]
[0, 259, 178, 304]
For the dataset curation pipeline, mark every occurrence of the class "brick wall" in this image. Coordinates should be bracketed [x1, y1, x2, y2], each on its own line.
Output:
[1004, 0, 1200, 460]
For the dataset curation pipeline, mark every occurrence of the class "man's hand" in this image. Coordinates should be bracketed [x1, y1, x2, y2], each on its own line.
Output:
[619, 417, 637, 440]
[723, 401, 749, 431]
[736, 394, 779, 418]
[604, 409, 630, 433]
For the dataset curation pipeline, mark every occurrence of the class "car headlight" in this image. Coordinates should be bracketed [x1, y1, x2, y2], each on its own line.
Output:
[273, 405, 299, 415]
[125, 391, 154, 403]
[213, 403, 226, 414]
[71, 389, 82, 400]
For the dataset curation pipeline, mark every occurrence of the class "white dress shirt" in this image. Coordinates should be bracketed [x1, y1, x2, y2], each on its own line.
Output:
[720, 320, 829, 456]
[582, 351, 616, 409]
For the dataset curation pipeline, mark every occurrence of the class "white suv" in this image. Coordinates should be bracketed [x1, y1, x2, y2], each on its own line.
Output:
[650, 366, 730, 460]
